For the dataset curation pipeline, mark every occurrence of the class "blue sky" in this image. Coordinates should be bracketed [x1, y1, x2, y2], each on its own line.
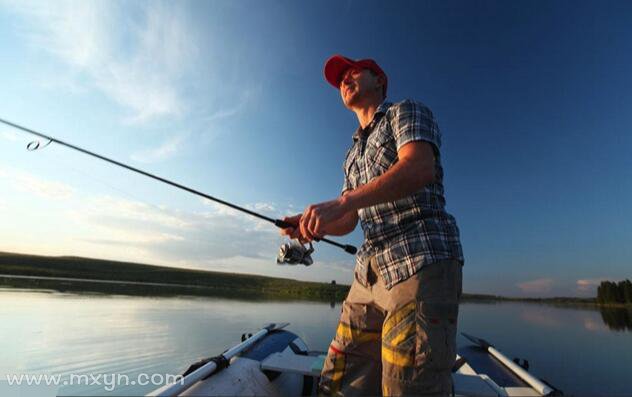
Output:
[1, 0, 630, 297]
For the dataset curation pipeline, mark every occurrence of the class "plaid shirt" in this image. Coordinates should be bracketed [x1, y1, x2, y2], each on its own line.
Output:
[342, 100, 463, 289]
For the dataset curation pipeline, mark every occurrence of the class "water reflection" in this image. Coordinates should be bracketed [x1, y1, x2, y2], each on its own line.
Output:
[599, 306, 632, 331]
[582, 316, 609, 332]
[463, 300, 632, 333]
[3, 290, 632, 396]
[519, 306, 564, 328]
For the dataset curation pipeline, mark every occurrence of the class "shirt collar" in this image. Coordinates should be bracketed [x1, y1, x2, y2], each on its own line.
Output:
[352, 101, 393, 141]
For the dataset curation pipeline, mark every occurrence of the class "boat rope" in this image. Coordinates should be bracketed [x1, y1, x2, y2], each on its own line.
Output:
[0, 117, 357, 255]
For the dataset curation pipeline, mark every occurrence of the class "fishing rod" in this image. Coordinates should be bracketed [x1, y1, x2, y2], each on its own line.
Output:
[0, 117, 357, 255]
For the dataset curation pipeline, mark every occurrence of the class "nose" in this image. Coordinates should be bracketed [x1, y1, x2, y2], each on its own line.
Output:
[341, 72, 353, 87]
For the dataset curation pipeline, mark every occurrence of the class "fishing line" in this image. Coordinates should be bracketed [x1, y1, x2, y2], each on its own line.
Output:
[0, 117, 357, 255]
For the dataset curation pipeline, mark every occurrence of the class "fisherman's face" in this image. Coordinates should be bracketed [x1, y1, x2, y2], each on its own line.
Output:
[340, 67, 383, 108]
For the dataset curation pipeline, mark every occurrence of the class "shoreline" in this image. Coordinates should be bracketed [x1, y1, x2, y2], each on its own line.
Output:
[2, 274, 617, 308]
[1, 250, 621, 306]
[0, 273, 344, 302]
[0, 251, 348, 302]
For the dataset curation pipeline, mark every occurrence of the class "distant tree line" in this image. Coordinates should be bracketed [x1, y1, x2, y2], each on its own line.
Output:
[597, 280, 632, 304]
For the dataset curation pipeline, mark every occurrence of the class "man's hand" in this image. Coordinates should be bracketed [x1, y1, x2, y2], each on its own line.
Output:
[279, 214, 306, 242]
[299, 196, 350, 242]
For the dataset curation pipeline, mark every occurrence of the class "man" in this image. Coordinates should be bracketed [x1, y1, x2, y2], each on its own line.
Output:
[281, 55, 463, 396]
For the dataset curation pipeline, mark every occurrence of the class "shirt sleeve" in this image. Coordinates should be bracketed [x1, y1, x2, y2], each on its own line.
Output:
[342, 179, 351, 195]
[389, 99, 442, 154]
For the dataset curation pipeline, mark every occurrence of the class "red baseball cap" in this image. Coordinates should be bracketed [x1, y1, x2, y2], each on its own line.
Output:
[324, 54, 388, 95]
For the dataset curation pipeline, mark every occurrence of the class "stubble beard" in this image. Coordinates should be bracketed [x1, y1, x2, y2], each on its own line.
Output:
[343, 87, 366, 109]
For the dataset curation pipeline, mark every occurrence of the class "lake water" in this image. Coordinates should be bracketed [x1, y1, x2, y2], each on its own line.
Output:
[1, 289, 630, 396]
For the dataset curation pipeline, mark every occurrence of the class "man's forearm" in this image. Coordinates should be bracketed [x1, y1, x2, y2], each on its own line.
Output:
[298, 143, 435, 240]
[323, 209, 358, 236]
[341, 156, 434, 213]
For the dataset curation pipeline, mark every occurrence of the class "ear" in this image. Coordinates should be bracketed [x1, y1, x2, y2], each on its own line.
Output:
[376, 74, 386, 96]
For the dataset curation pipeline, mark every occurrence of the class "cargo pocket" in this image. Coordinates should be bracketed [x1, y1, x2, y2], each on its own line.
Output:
[415, 301, 458, 373]
[381, 301, 417, 381]
[321, 306, 383, 397]
[334, 301, 382, 349]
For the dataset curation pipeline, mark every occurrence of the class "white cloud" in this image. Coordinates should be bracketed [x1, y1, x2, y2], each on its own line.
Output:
[317, 260, 355, 274]
[0, 129, 21, 141]
[0, 166, 73, 200]
[70, 194, 283, 263]
[84, 231, 184, 246]
[200, 199, 282, 228]
[200, 88, 259, 123]
[576, 278, 606, 292]
[249, 202, 277, 213]
[5, 0, 197, 123]
[80, 195, 192, 230]
[199, 255, 354, 284]
[0, 167, 344, 282]
[202, 104, 243, 122]
[131, 133, 186, 163]
[516, 278, 554, 294]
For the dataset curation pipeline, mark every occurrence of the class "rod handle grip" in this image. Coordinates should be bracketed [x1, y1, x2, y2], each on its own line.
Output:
[275, 219, 294, 229]
[343, 244, 357, 255]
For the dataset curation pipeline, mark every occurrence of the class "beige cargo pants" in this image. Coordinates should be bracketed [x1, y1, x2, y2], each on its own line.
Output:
[319, 257, 462, 396]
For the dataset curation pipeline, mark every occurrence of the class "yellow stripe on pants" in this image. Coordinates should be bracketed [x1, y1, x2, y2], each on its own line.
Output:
[336, 322, 381, 344]
[382, 301, 415, 336]
[388, 322, 415, 346]
[382, 301, 416, 368]
[382, 345, 414, 367]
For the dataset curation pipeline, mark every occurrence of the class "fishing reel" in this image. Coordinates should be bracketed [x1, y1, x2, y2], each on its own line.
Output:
[276, 240, 314, 266]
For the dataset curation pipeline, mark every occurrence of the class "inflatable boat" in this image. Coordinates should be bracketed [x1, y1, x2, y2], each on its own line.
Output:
[148, 323, 562, 396]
